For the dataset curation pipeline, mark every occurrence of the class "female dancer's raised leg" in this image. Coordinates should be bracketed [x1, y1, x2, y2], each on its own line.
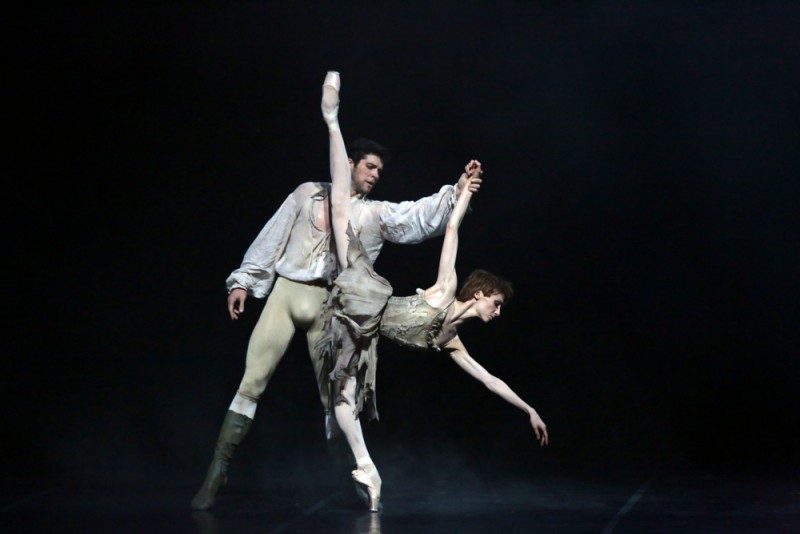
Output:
[321, 71, 382, 512]
[322, 71, 352, 269]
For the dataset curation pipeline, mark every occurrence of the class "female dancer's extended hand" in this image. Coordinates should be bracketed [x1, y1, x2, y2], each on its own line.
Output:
[529, 411, 549, 446]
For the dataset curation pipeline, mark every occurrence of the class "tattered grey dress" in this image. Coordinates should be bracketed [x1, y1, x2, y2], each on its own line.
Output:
[318, 226, 452, 421]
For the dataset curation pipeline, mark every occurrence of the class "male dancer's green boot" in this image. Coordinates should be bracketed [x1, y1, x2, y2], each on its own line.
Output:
[191, 410, 253, 510]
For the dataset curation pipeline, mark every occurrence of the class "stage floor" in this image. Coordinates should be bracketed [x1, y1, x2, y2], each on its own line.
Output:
[2, 471, 797, 533]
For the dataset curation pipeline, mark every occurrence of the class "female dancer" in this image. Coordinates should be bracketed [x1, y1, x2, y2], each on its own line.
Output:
[320, 71, 548, 512]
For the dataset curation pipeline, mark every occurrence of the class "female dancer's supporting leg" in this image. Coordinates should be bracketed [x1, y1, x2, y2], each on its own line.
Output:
[334, 377, 382, 512]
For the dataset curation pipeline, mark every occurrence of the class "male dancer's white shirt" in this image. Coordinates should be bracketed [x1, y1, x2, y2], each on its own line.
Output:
[226, 181, 457, 298]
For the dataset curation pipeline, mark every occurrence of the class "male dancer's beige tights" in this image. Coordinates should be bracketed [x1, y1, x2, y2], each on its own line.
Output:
[228, 277, 336, 433]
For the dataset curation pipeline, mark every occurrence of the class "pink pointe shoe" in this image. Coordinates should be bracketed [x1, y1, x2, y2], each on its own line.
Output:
[321, 71, 340, 125]
[352, 460, 382, 512]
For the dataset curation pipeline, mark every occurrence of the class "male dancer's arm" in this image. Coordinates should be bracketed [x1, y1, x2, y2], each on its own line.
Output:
[376, 170, 482, 246]
[224, 190, 298, 319]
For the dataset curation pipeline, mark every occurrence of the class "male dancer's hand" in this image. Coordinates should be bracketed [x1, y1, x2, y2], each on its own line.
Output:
[228, 288, 248, 320]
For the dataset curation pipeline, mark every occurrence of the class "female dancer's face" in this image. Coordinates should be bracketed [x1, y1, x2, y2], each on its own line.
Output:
[474, 291, 505, 322]
[349, 154, 384, 197]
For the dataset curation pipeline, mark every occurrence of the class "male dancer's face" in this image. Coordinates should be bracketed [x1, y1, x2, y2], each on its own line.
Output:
[349, 154, 384, 197]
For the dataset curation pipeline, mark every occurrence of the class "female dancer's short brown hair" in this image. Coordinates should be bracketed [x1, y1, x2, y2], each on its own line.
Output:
[457, 269, 514, 302]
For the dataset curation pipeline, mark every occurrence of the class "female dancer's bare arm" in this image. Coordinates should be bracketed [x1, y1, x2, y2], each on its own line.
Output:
[445, 336, 549, 446]
[321, 71, 351, 269]
[424, 160, 482, 307]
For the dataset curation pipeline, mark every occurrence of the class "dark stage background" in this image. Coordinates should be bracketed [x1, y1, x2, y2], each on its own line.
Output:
[7, 1, 799, 495]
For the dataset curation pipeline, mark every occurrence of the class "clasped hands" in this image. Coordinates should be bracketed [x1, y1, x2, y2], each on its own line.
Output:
[456, 159, 484, 197]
